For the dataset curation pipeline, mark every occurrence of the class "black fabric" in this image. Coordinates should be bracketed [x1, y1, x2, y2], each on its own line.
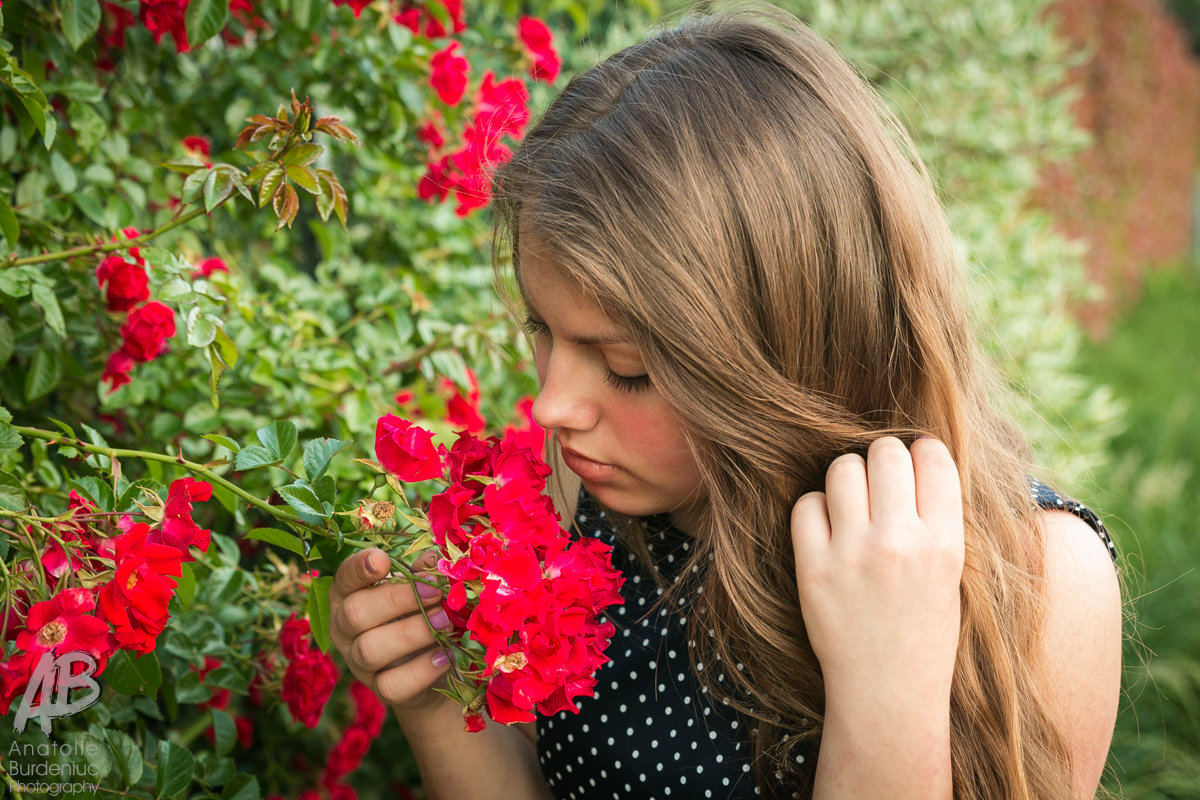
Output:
[536, 479, 1113, 799]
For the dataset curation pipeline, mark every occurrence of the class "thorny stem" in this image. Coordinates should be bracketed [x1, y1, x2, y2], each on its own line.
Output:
[12, 425, 327, 536]
[2, 205, 212, 269]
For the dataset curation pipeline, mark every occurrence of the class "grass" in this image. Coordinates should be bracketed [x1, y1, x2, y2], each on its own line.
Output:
[1077, 266, 1200, 799]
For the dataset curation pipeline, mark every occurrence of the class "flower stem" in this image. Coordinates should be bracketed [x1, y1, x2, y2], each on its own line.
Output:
[12, 426, 327, 535]
[2, 205, 213, 269]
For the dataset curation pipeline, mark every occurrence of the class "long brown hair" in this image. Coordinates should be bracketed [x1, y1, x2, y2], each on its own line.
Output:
[492, 7, 1074, 798]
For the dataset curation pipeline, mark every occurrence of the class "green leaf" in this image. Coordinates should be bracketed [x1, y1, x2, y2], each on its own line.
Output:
[280, 143, 322, 166]
[221, 774, 260, 800]
[176, 561, 196, 611]
[203, 434, 240, 453]
[203, 168, 234, 212]
[234, 445, 278, 471]
[0, 423, 20, 451]
[30, 283, 66, 338]
[257, 420, 297, 460]
[24, 347, 61, 401]
[306, 576, 335, 653]
[213, 326, 238, 366]
[210, 708, 236, 757]
[311, 474, 335, 505]
[257, 164, 284, 208]
[276, 482, 327, 519]
[61, 0, 102, 49]
[187, 308, 217, 348]
[155, 740, 194, 799]
[0, 194, 18, 246]
[185, 0, 229, 46]
[302, 437, 348, 480]
[49, 150, 78, 192]
[104, 650, 163, 696]
[0, 317, 12, 366]
[243, 528, 305, 557]
[0, 471, 27, 511]
[103, 729, 144, 788]
[63, 731, 111, 781]
[285, 164, 319, 194]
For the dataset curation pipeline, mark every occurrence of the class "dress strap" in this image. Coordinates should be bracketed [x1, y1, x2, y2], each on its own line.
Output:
[1029, 478, 1117, 563]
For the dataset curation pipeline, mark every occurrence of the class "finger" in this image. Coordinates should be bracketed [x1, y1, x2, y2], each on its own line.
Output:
[865, 436, 917, 522]
[910, 436, 963, 526]
[374, 648, 453, 707]
[790, 491, 831, 580]
[333, 578, 443, 645]
[824, 452, 869, 536]
[331, 547, 388, 604]
[349, 608, 451, 674]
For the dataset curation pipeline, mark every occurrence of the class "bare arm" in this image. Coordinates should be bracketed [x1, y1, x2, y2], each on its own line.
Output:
[792, 438, 1121, 799]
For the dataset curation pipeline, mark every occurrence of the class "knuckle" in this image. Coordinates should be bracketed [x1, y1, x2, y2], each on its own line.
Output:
[339, 595, 367, 633]
[349, 633, 377, 670]
[375, 668, 416, 707]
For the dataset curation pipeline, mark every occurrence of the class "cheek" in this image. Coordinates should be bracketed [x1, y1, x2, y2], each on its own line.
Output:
[620, 404, 693, 462]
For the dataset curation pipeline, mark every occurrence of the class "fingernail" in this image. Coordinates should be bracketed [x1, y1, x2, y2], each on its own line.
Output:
[416, 580, 441, 600]
[364, 552, 377, 573]
[432, 649, 450, 668]
[428, 609, 451, 630]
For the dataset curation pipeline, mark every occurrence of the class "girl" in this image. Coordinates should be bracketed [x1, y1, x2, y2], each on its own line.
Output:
[329, 8, 1122, 799]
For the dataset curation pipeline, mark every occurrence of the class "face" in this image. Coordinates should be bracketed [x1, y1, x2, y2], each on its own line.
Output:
[518, 233, 707, 535]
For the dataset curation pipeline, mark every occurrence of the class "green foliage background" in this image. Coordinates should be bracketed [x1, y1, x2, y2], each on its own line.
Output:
[2, 0, 1190, 797]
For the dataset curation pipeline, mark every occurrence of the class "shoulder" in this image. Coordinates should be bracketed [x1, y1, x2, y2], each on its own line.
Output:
[1034, 507, 1123, 797]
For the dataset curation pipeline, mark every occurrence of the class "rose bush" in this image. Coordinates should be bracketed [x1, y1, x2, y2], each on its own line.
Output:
[0, 1, 593, 797]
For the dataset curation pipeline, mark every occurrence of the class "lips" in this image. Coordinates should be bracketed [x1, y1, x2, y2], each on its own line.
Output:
[559, 445, 619, 481]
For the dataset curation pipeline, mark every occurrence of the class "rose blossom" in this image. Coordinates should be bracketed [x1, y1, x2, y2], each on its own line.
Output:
[375, 414, 444, 481]
[96, 521, 184, 652]
[119, 300, 176, 362]
[96, 255, 150, 312]
[429, 41, 469, 105]
[517, 16, 561, 83]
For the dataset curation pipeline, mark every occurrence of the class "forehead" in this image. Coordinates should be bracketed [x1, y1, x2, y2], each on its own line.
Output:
[516, 233, 635, 346]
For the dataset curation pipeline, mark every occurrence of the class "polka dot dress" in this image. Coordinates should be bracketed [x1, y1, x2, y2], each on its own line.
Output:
[536, 480, 1114, 800]
[537, 489, 766, 800]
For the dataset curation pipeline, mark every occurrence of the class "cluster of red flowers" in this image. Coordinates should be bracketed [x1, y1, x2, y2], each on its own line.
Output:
[394, 0, 464, 37]
[374, 414, 623, 731]
[416, 14, 559, 216]
[98, 0, 267, 58]
[97, 228, 178, 393]
[418, 72, 530, 216]
[0, 478, 213, 714]
[279, 614, 341, 728]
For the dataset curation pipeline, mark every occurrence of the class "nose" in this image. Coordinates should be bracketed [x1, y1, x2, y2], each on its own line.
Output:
[531, 347, 600, 434]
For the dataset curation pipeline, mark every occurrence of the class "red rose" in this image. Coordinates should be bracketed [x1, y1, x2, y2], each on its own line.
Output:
[96, 255, 150, 312]
[96, 522, 183, 653]
[332, 0, 372, 18]
[429, 41, 469, 105]
[501, 396, 545, 457]
[279, 614, 312, 660]
[0, 650, 40, 715]
[102, 348, 135, 393]
[15, 589, 113, 673]
[517, 17, 560, 83]
[182, 136, 212, 160]
[140, 0, 190, 52]
[193, 256, 228, 279]
[147, 477, 213, 559]
[119, 301, 176, 362]
[281, 650, 340, 727]
[417, 156, 453, 203]
[375, 414, 444, 481]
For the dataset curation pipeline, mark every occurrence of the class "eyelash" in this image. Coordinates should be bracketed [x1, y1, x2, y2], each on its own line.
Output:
[521, 314, 652, 394]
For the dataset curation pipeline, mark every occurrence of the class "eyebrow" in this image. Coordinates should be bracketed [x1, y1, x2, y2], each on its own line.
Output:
[516, 274, 634, 347]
